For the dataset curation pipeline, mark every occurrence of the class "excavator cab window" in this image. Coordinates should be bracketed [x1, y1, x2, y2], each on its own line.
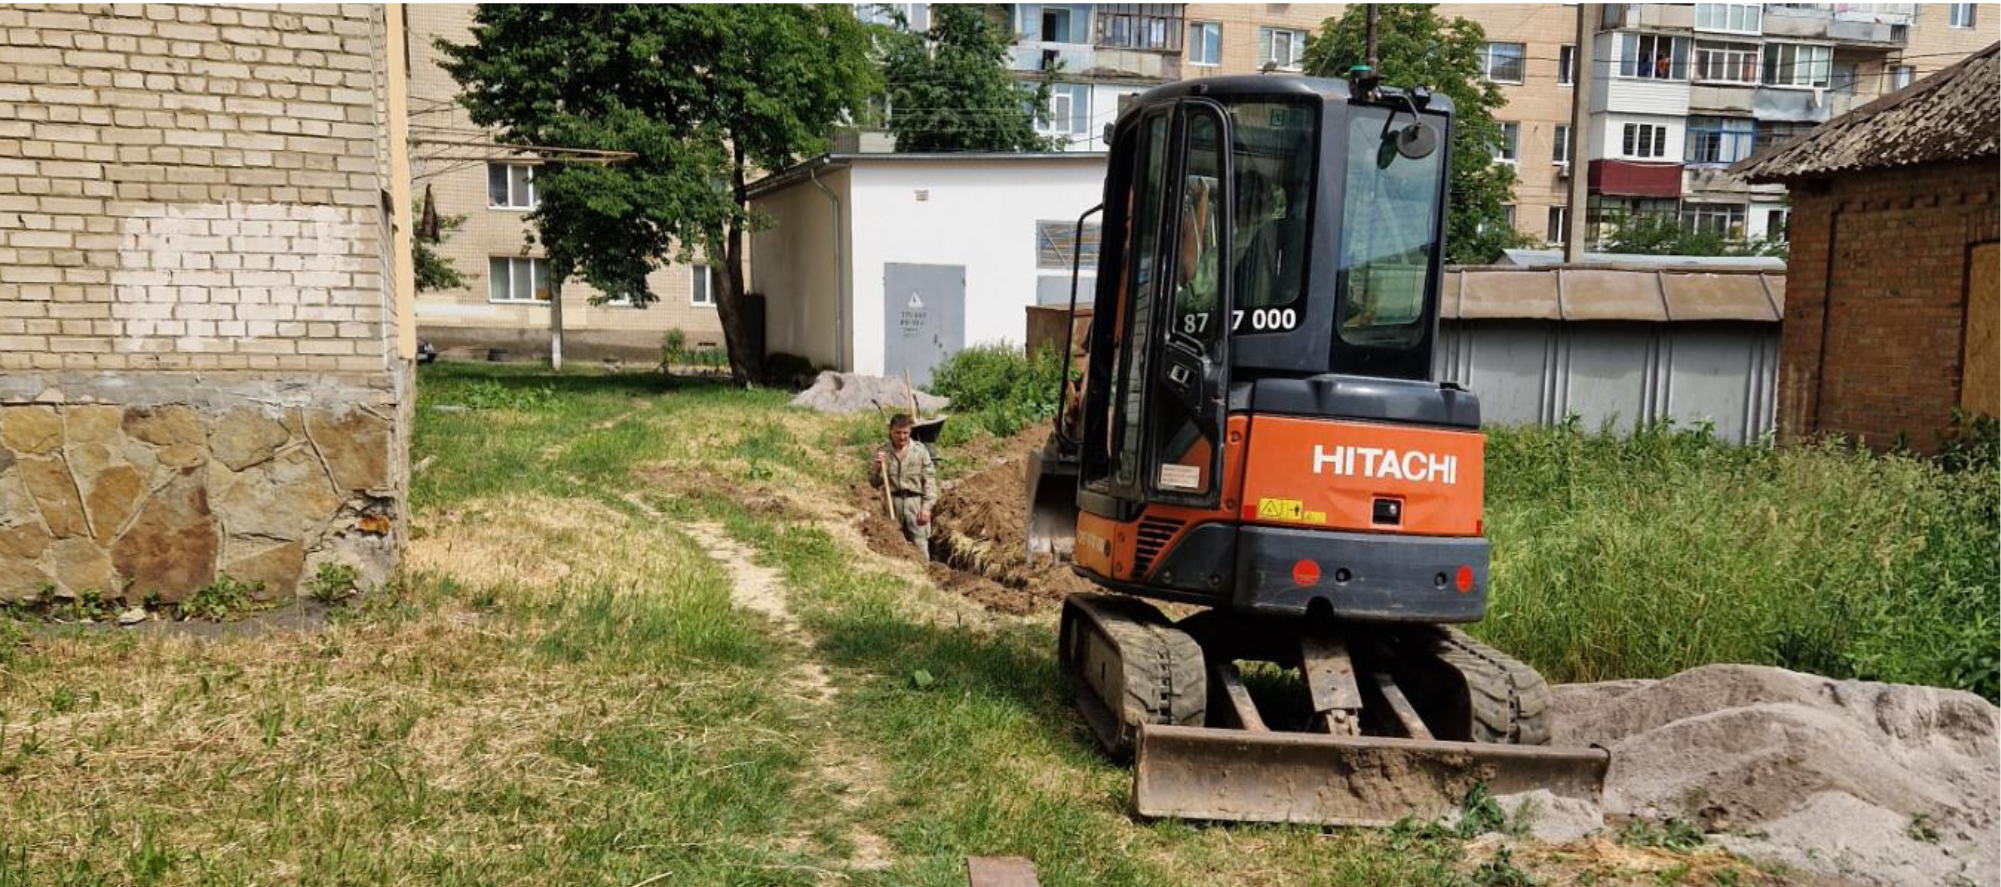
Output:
[1085, 100, 1235, 510]
[1336, 105, 1445, 353]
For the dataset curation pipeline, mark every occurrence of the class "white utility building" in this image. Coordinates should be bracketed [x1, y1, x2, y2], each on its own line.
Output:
[748, 152, 1106, 384]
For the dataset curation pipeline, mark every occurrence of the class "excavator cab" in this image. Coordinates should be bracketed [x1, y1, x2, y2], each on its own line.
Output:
[1026, 76, 1608, 826]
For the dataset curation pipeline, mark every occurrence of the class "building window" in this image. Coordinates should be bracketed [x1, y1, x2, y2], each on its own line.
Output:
[1693, 41, 1759, 84]
[690, 264, 714, 307]
[1762, 43, 1832, 88]
[1949, 3, 1976, 28]
[1680, 202, 1747, 239]
[1098, 4, 1183, 51]
[1553, 124, 1571, 165]
[1039, 6, 1076, 42]
[1481, 42, 1525, 83]
[1558, 44, 1575, 85]
[1037, 82, 1090, 136]
[1503, 205, 1517, 230]
[1188, 21, 1221, 66]
[1694, 3, 1761, 33]
[1890, 64, 1915, 90]
[1621, 122, 1670, 159]
[1547, 205, 1568, 244]
[1259, 27, 1306, 70]
[1494, 122, 1519, 164]
[487, 163, 536, 210]
[1685, 116, 1756, 165]
[1765, 209, 1790, 241]
[1617, 33, 1688, 80]
[488, 256, 549, 303]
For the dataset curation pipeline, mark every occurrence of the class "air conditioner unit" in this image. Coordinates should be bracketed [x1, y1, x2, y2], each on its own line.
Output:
[1555, 161, 1572, 179]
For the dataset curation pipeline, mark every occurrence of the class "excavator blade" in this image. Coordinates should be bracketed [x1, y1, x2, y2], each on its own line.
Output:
[1025, 443, 1078, 562]
[1135, 724, 1609, 827]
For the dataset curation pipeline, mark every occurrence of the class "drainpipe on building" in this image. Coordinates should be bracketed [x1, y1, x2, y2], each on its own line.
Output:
[808, 162, 846, 371]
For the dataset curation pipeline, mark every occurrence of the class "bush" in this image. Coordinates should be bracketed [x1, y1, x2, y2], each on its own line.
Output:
[661, 328, 688, 366]
[1476, 418, 1999, 701]
[928, 344, 1067, 439]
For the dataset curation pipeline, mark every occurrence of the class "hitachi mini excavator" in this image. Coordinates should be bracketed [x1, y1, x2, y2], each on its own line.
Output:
[1026, 74, 1608, 825]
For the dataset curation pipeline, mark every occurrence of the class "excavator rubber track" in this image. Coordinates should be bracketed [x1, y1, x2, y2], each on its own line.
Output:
[1059, 594, 1608, 826]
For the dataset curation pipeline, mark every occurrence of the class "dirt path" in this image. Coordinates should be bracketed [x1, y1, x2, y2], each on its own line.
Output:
[627, 493, 891, 872]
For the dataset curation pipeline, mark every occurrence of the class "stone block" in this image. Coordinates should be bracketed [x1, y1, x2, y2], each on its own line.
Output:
[0, 522, 50, 560]
[112, 467, 215, 602]
[222, 537, 302, 597]
[85, 463, 144, 542]
[47, 536, 115, 595]
[19, 455, 87, 538]
[123, 403, 202, 447]
[305, 407, 388, 492]
[65, 403, 121, 445]
[209, 407, 289, 471]
[1, 405, 64, 455]
[212, 446, 339, 540]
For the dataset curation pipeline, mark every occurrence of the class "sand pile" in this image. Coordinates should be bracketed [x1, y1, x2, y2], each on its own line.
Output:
[1551, 665, 2000, 886]
[792, 372, 949, 414]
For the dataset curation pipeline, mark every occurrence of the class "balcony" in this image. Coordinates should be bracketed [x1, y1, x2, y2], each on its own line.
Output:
[1590, 159, 1683, 198]
[1682, 165, 1786, 198]
[1601, 4, 1695, 31]
[1010, 43, 1096, 74]
[1594, 77, 1693, 116]
[1763, 4, 1911, 45]
[1690, 82, 1757, 113]
[1752, 86, 1835, 123]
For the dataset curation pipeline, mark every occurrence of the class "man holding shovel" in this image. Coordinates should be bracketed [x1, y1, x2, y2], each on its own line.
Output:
[871, 413, 937, 559]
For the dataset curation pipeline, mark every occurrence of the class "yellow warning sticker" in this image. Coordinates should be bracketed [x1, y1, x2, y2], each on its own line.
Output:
[1255, 498, 1329, 525]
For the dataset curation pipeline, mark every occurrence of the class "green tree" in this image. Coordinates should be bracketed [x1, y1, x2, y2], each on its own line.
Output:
[439, 5, 878, 382]
[1301, 5, 1529, 264]
[878, 5, 1060, 153]
[1598, 213, 1789, 258]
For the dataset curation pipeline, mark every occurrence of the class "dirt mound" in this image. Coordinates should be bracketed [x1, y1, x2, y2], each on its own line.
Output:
[792, 372, 948, 414]
[1552, 665, 2000, 886]
[852, 423, 1089, 615]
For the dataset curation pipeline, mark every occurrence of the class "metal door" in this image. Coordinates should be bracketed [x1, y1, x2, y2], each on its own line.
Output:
[883, 262, 965, 387]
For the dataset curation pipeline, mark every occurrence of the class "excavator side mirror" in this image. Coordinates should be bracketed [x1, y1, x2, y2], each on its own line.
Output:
[1397, 122, 1439, 160]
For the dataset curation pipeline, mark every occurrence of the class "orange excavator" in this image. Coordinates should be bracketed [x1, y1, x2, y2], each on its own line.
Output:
[1026, 73, 1607, 825]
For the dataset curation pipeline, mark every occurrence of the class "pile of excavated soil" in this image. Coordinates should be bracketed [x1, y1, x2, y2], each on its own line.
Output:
[792, 372, 948, 414]
[852, 423, 1090, 615]
[1549, 665, 1999, 887]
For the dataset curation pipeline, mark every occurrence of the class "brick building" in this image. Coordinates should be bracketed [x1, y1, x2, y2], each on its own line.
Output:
[403, 4, 724, 363]
[1736, 42, 1998, 452]
[0, 5, 417, 601]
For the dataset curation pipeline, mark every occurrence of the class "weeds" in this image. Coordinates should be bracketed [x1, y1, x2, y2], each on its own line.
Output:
[1616, 818, 1708, 852]
[1473, 847, 1540, 887]
[1481, 418, 2000, 700]
[174, 576, 262, 621]
[305, 562, 361, 604]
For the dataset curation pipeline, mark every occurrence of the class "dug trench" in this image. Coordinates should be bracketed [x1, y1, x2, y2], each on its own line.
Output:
[854, 424, 2001, 887]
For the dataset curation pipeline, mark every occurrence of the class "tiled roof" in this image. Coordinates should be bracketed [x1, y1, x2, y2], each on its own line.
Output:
[1734, 42, 1999, 182]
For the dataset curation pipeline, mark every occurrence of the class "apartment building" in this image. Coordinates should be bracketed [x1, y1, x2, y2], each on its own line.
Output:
[894, 3, 1991, 250]
[403, 5, 722, 361]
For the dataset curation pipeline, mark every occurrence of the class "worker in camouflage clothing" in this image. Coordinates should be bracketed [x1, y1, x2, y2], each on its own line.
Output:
[871, 413, 937, 559]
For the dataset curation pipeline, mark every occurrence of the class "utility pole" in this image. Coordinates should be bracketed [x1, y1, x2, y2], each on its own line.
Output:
[1564, 3, 1593, 263]
[1365, 4, 1378, 72]
[549, 276, 564, 371]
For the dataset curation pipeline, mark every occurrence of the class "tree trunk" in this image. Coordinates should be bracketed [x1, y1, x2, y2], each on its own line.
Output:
[549, 274, 565, 371]
[714, 146, 763, 386]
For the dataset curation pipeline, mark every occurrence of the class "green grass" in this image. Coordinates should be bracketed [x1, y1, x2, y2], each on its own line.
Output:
[1479, 418, 1999, 700]
[0, 363, 1929, 885]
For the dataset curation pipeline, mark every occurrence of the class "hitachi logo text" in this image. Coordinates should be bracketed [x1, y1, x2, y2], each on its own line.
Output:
[1312, 445, 1457, 484]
